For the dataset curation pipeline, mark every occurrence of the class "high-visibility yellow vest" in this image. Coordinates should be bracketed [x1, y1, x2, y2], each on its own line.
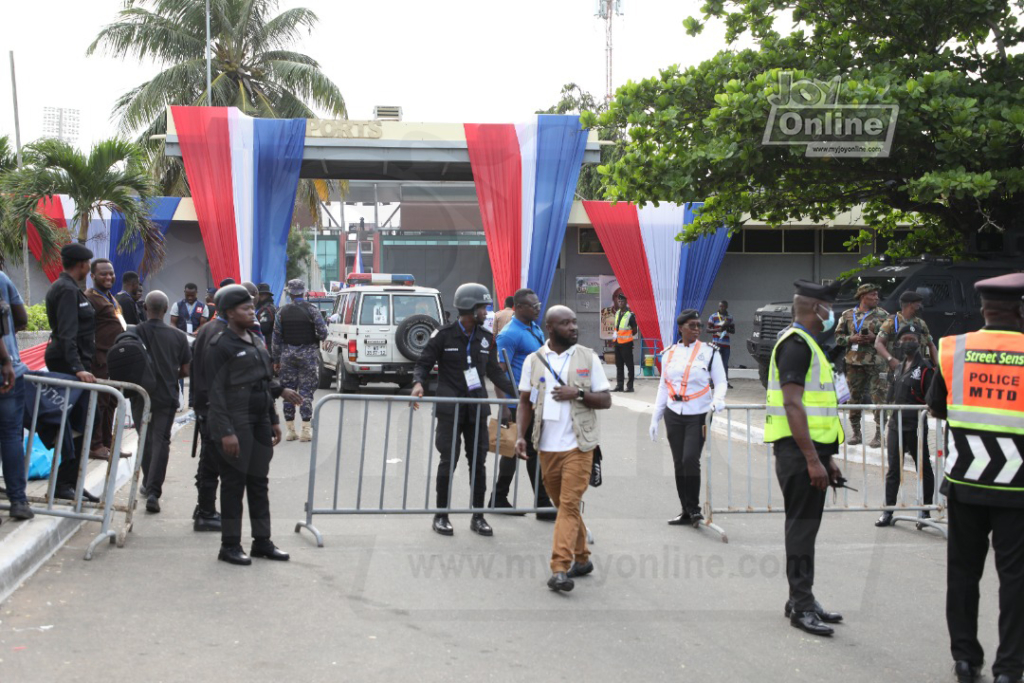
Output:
[764, 326, 845, 445]
[615, 310, 635, 344]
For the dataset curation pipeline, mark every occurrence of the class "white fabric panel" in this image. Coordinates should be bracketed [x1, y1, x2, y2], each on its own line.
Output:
[637, 203, 686, 350]
[515, 118, 538, 288]
[228, 109, 255, 284]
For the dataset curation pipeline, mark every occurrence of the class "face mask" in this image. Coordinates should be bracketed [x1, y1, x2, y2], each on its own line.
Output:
[900, 341, 920, 357]
[817, 305, 835, 333]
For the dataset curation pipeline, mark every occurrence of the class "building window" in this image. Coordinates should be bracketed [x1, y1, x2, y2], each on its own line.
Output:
[743, 230, 784, 253]
[725, 231, 742, 253]
[308, 237, 340, 280]
[783, 229, 816, 253]
[875, 229, 911, 254]
[578, 227, 605, 254]
[821, 229, 861, 254]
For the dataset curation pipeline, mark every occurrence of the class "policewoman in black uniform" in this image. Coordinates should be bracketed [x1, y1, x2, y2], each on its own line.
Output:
[205, 285, 291, 566]
[411, 283, 516, 537]
[927, 273, 1024, 683]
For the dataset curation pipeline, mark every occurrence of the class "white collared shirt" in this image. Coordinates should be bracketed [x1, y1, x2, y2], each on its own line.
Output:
[653, 340, 727, 420]
[519, 344, 610, 452]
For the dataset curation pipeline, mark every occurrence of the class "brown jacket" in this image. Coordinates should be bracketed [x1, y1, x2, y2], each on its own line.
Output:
[85, 288, 126, 373]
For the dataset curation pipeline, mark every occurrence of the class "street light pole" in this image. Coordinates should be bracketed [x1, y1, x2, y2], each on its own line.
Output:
[205, 0, 212, 105]
[8, 51, 29, 302]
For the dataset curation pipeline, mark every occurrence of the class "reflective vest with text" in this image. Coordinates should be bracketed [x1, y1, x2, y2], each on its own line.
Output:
[764, 326, 845, 445]
[615, 310, 635, 344]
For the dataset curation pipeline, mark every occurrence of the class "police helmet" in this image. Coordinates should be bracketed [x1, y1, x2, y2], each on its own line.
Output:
[453, 283, 492, 313]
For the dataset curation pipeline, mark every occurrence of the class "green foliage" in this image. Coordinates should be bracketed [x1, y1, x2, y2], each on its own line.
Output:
[599, 0, 1024, 267]
[286, 226, 312, 282]
[25, 304, 49, 332]
[0, 135, 62, 270]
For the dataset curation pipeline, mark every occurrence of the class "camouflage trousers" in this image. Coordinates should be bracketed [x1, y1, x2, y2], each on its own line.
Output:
[846, 364, 886, 427]
[278, 345, 320, 422]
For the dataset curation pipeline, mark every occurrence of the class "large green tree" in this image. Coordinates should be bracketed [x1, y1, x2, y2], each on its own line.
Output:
[88, 0, 346, 215]
[0, 135, 61, 271]
[2, 138, 164, 275]
[591, 0, 1024, 264]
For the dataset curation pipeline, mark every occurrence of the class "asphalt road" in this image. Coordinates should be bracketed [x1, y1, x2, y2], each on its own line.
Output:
[0, 380, 1001, 682]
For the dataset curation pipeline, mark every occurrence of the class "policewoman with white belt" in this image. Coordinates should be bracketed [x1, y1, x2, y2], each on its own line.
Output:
[649, 309, 727, 526]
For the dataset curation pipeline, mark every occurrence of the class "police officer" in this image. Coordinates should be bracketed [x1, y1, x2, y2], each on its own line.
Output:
[927, 273, 1024, 683]
[411, 283, 515, 537]
[44, 243, 100, 502]
[272, 279, 327, 442]
[764, 279, 844, 637]
[205, 285, 290, 566]
[256, 283, 277, 354]
[835, 283, 889, 447]
[611, 290, 638, 392]
[189, 290, 228, 532]
[876, 324, 935, 527]
[875, 290, 939, 367]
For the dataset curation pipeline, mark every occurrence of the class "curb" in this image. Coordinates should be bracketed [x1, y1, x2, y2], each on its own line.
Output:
[0, 413, 193, 603]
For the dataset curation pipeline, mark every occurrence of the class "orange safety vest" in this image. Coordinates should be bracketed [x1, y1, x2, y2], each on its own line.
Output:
[938, 329, 1024, 435]
[615, 309, 635, 344]
[663, 342, 711, 402]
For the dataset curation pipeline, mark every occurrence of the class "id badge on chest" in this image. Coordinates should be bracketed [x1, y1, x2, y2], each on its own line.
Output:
[464, 366, 482, 391]
[851, 343, 858, 352]
[186, 322, 194, 335]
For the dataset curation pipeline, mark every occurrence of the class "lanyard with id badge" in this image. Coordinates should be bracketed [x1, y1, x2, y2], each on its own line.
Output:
[461, 323, 482, 391]
[536, 351, 572, 422]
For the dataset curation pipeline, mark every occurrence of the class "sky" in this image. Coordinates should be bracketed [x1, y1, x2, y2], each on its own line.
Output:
[0, 0, 751, 149]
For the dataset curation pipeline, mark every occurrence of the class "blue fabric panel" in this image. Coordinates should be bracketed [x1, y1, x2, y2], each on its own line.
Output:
[674, 203, 730, 343]
[111, 197, 181, 291]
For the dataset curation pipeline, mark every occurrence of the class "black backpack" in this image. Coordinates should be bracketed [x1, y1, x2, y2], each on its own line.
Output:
[107, 326, 158, 397]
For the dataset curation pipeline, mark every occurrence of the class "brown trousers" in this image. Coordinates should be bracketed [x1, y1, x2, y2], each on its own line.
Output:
[539, 447, 593, 573]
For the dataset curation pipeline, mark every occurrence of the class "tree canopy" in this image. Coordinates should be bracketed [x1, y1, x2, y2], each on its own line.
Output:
[590, 0, 1024, 265]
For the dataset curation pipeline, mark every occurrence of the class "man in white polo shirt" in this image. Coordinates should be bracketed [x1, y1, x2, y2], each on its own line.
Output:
[515, 305, 611, 593]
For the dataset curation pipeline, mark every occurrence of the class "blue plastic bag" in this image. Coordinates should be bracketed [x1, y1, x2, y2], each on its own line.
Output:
[25, 432, 56, 480]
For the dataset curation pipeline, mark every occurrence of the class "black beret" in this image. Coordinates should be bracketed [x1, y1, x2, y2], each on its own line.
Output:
[61, 243, 93, 261]
[218, 277, 236, 288]
[215, 284, 252, 311]
[897, 324, 922, 338]
[975, 273, 1024, 302]
[899, 290, 924, 305]
[676, 309, 700, 325]
[257, 282, 271, 294]
[793, 279, 838, 303]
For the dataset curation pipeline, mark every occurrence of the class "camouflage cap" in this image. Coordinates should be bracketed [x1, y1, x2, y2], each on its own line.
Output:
[287, 278, 307, 296]
[855, 283, 881, 299]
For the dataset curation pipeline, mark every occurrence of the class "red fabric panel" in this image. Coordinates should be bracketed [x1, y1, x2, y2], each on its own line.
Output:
[583, 201, 662, 357]
[26, 196, 70, 282]
[20, 342, 47, 371]
[171, 106, 240, 283]
[464, 123, 520, 305]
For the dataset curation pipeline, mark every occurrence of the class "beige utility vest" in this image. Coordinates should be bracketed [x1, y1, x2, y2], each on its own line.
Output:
[528, 344, 601, 453]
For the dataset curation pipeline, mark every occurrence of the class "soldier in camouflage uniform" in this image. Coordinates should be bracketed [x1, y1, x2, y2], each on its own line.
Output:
[272, 279, 328, 442]
[834, 283, 889, 447]
[874, 290, 938, 367]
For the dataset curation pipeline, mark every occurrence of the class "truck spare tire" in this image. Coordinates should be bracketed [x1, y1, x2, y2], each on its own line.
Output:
[395, 315, 438, 361]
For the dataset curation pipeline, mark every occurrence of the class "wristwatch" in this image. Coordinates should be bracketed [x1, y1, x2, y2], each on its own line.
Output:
[577, 388, 585, 402]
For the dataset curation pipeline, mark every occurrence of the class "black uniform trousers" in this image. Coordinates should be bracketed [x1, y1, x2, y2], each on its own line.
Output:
[885, 422, 934, 506]
[435, 408, 489, 510]
[218, 418, 274, 546]
[774, 438, 832, 613]
[195, 414, 221, 515]
[614, 341, 634, 389]
[131, 400, 176, 499]
[494, 408, 551, 507]
[665, 411, 707, 515]
[947, 495, 1024, 679]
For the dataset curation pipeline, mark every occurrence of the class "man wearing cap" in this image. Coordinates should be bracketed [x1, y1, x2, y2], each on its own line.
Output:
[201, 287, 218, 324]
[764, 279, 845, 637]
[411, 282, 516, 537]
[875, 290, 938, 369]
[255, 283, 277, 355]
[272, 279, 328, 442]
[875, 324, 935, 528]
[835, 283, 889, 447]
[926, 273, 1024, 683]
[611, 290, 638, 393]
[205, 284, 290, 565]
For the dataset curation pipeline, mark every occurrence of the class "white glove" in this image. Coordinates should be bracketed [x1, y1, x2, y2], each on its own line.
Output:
[713, 399, 726, 413]
[649, 420, 659, 442]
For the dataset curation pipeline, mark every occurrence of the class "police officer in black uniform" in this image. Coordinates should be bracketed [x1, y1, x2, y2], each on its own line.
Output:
[189, 293, 228, 532]
[205, 285, 292, 565]
[43, 243, 100, 502]
[411, 283, 515, 537]
[256, 283, 277, 354]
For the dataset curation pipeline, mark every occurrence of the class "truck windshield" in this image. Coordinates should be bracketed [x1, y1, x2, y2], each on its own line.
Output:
[836, 275, 906, 301]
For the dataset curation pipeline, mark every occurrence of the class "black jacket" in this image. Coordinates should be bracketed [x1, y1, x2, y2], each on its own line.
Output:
[204, 326, 280, 441]
[413, 321, 514, 418]
[44, 272, 95, 374]
[886, 353, 934, 428]
[116, 291, 145, 326]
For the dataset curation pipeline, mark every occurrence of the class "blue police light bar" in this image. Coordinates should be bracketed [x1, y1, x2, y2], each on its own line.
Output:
[346, 273, 416, 287]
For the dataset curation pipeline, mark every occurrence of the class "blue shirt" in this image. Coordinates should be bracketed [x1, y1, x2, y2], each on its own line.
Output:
[496, 317, 545, 387]
[0, 271, 27, 378]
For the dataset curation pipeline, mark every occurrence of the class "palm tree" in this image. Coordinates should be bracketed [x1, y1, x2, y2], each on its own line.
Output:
[0, 135, 62, 272]
[87, 0, 346, 217]
[1, 138, 165, 275]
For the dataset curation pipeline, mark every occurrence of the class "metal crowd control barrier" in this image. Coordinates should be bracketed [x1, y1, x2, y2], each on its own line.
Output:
[0, 376, 150, 560]
[296, 394, 558, 547]
[701, 403, 947, 543]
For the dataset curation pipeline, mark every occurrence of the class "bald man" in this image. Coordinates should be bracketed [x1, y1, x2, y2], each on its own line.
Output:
[134, 290, 192, 513]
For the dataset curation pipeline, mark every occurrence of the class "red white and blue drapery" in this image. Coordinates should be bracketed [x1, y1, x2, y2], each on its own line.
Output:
[465, 115, 589, 306]
[582, 201, 730, 356]
[171, 106, 305, 299]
